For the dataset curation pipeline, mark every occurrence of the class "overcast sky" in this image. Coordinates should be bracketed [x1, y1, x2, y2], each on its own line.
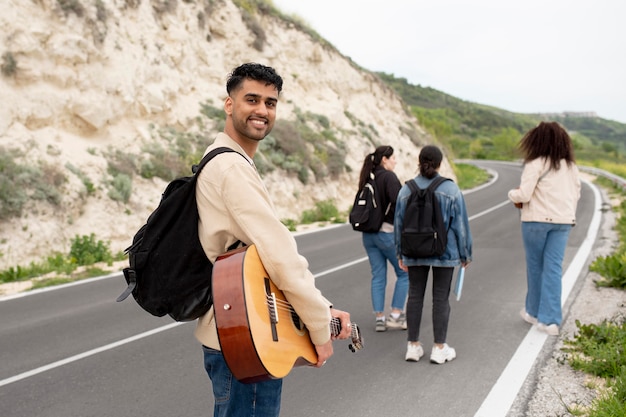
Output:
[272, 0, 626, 124]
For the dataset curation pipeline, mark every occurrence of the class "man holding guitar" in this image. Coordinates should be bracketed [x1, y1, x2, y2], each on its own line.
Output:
[194, 63, 354, 417]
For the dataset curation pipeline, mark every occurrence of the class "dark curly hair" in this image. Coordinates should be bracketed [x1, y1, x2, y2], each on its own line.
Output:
[226, 63, 283, 96]
[519, 121, 575, 170]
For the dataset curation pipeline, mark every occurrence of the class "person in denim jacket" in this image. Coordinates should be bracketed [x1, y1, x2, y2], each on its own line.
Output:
[394, 145, 472, 364]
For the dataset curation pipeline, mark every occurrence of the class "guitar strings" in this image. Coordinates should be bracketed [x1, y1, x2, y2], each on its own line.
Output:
[263, 294, 358, 340]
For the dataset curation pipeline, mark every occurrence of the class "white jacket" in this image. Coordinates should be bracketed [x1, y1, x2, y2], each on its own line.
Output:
[508, 157, 581, 224]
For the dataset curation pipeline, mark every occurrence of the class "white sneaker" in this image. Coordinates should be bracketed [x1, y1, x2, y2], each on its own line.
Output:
[405, 342, 424, 362]
[537, 323, 559, 336]
[430, 343, 456, 364]
[520, 308, 538, 325]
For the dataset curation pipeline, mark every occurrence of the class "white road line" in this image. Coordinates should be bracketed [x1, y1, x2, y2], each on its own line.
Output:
[474, 179, 602, 416]
[0, 322, 183, 388]
[469, 200, 511, 221]
[0, 257, 370, 388]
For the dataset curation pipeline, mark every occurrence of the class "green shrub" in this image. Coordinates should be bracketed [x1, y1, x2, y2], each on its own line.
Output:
[0, 234, 116, 283]
[0, 148, 65, 219]
[108, 173, 132, 202]
[591, 253, 626, 288]
[69, 233, 113, 266]
[65, 163, 95, 195]
[590, 192, 626, 289]
[1, 52, 17, 76]
[57, 0, 85, 17]
[300, 200, 342, 224]
[562, 318, 626, 416]
[281, 218, 297, 232]
[563, 319, 626, 379]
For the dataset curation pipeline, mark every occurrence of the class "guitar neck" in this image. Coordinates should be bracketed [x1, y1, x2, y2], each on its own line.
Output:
[330, 317, 342, 337]
[330, 318, 363, 353]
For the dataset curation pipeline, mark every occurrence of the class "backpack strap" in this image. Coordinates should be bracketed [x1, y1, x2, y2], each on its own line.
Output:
[193, 146, 248, 249]
[426, 176, 450, 192]
[192, 147, 247, 175]
[406, 176, 450, 193]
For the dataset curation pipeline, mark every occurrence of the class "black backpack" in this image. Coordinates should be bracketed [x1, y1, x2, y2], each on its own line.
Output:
[349, 173, 385, 233]
[400, 176, 450, 258]
[116, 147, 243, 322]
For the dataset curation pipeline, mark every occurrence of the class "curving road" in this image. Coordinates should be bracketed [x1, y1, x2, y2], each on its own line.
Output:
[0, 161, 600, 416]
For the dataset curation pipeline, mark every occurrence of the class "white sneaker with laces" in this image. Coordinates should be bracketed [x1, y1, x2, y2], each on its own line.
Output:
[430, 343, 456, 364]
[405, 342, 424, 362]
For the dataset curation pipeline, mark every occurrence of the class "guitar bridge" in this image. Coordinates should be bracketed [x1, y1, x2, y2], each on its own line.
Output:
[265, 278, 279, 342]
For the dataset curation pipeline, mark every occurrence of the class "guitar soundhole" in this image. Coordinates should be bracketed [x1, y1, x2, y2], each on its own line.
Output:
[290, 311, 305, 331]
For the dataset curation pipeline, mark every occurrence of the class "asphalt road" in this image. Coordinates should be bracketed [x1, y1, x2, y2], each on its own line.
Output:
[0, 161, 599, 417]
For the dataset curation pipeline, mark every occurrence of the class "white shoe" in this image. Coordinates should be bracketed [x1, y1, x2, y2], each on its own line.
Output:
[430, 343, 456, 364]
[405, 342, 424, 362]
[386, 313, 408, 330]
[520, 308, 538, 325]
[537, 323, 559, 336]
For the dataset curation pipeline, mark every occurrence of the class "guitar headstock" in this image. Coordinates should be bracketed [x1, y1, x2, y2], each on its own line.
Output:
[348, 323, 363, 353]
[330, 318, 363, 353]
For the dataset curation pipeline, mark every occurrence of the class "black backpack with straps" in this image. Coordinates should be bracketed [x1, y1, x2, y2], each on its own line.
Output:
[116, 147, 242, 322]
[349, 173, 385, 233]
[400, 176, 451, 258]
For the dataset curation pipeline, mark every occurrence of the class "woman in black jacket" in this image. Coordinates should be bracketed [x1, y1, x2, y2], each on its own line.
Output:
[356, 145, 409, 332]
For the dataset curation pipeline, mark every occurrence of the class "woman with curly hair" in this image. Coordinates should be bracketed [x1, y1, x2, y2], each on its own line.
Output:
[508, 121, 581, 336]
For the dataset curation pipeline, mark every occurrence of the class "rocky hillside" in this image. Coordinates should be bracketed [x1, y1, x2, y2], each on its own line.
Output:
[0, 0, 447, 270]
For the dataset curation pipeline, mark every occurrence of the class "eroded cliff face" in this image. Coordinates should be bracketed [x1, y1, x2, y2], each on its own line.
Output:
[0, 0, 446, 268]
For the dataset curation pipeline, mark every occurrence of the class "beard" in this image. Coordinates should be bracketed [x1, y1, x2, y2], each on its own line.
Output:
[232, 115, 273, 142]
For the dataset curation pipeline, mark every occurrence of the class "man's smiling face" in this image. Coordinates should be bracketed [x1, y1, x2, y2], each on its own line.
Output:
[225, 78, 279, 143]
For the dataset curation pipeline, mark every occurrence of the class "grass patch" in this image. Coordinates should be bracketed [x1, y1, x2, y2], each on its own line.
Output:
[300, 200, 344, 224]
[590, 181, 626, 289]
[562, 318, 626, 416]
[452, 162, 492, 190]
[0, 234, 124, 285]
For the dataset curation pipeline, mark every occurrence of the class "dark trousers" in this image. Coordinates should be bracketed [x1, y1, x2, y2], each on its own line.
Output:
[406, 265, 454, 344]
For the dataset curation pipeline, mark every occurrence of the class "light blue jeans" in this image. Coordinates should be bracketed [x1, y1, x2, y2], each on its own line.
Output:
[362, 231, 409, 314]
[202, 346, 282, 417]
[521, 222, 572, 326]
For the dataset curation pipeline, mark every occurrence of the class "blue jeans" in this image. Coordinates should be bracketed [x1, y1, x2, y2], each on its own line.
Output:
[202, 346, 282, 417]
[362, 231, 409, 313]
[521, 222, 572, 326]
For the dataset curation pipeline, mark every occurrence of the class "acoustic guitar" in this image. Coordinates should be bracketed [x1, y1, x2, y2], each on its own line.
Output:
[212, 244, 363, 383]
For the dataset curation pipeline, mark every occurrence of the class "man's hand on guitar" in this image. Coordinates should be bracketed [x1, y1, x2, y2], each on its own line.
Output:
[330, 308, 352, 340]
[313, 340, 333, 368]
[313, 308, 352, 367]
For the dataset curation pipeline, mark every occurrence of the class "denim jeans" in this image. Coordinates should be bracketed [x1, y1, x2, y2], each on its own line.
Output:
[521, 222, 572, 326]
[406, 265, 453, 344]
[362, 231, 409, 313]
[202, 346, 282, 417]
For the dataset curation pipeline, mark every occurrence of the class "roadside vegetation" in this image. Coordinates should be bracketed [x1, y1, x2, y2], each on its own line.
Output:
[0, 234, 124, 290]
[558, 180, 626, 416]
